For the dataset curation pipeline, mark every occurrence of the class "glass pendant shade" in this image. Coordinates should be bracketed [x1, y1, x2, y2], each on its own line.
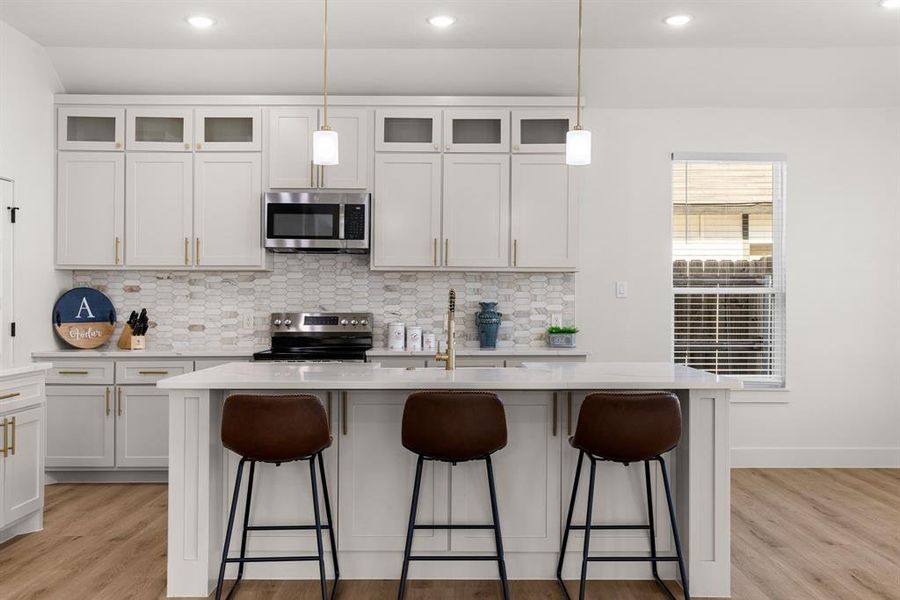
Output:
[566, 129, 591, 166]
[312, 129, 339, 166]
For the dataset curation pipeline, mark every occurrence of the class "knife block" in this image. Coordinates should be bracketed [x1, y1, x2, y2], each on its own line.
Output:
[117, 324, 146, 350]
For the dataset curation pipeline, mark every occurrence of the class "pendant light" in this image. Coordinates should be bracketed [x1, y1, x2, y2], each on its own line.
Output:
[565, 0, 591, 166]
[312, 0, 339, 166]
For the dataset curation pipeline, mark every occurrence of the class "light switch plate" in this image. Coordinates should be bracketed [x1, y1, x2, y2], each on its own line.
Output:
[550, 314, 562, 327]
[616, 281, 628, 298]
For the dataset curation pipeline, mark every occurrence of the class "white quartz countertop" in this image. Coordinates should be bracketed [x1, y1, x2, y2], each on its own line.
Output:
[0, 362, 52, 379]
[33, 347, 587, 359]
[158, 361, 739, 391]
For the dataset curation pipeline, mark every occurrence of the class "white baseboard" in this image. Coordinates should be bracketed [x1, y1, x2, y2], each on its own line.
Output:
[731, 447, 900, 468]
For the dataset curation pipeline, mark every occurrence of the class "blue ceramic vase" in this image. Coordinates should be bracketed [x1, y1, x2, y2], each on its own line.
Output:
[475, 301, 502, 348]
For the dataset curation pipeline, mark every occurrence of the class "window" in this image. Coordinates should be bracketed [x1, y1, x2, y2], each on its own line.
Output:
[672, 154, 785, 387]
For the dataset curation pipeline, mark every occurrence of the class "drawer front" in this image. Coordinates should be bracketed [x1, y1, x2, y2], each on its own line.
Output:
[116, 360, 193, 385]
[46, 361, 115, 385]
[0, 378, 43, 413]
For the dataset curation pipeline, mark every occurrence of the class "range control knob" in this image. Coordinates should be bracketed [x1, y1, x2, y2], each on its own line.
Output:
[283, 319, 292, 326]
[273, 319, 282, 326]
[360, 319, 369, 326]
[350, 319, 359, 326]
[340, 319, 350, 326]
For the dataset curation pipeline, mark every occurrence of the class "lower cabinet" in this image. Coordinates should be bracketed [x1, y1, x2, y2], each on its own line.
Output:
[1, 405, 44, 527]
[45, 385, 115, 468]
[116, 386, 169, 468]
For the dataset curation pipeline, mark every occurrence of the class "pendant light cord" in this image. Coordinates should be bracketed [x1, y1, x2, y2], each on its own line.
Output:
[322, 0, 329, 129]
[575, 0, 583, 130]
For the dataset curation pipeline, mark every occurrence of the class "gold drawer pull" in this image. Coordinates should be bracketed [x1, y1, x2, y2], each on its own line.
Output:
[138, 370, 169, 375]
[1, 417, 7, 458]
[59, 370, 89, 375]
[0, 392, 20, 401]
[117, 387, 123, 417]
[9, 416, 15, 455]
[105, 387, 111, 416]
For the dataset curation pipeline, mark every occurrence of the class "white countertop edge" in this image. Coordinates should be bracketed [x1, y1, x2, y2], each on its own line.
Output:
[32, 348, 588, 359]
[0, 362, 52, 379]
[368, 348, 589, 357]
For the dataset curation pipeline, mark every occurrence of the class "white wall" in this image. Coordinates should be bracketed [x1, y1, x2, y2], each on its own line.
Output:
[0, 21, 67, 365]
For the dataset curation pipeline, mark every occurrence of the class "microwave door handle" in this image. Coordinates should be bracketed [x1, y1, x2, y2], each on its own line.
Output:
[338, 204, 346, 241]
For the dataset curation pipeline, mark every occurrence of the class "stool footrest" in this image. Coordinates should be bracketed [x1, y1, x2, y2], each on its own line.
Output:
[246, 524, 331, 531]
[409, 555, 502, 562]
[586, 555, 680, 562]
[225, 556, 323, 563]
[413, 524, 495, 530]
[569, 524, 650, 531]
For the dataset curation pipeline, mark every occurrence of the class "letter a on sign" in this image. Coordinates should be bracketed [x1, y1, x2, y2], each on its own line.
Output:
[75, 297, 96, 320]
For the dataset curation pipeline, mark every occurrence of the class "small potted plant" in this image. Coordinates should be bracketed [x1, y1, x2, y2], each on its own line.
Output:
[547, 325, 579, 348]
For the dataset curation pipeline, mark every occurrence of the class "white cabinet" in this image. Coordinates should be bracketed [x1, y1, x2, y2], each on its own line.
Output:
[511, 110, 575, 154]
[511, 155, 578, 269]
[449, 392, 561, 553]
[193, 153, 264, 267]
[56, 152, 125, 267]
[372, 154, 442, 268]
[125, 153, 193, 267]
[58, 106, 125, 151]
[443, 109, 509, 153]
[195, 107, 261, 152]
[1, 406, 43, 527]
[267, 107, 317, 189]
[320, 108, 369, 189]
[442, 154, 510, 268]
[115, 386, 168, 468]
[375, 109, 442, 152]
[45, 386, 115, 468]
[126, 107, 193, 151]
[338, 391, 450, 552]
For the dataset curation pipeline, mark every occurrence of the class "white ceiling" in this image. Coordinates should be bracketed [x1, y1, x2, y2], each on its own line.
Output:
[1, 0, 898, 50]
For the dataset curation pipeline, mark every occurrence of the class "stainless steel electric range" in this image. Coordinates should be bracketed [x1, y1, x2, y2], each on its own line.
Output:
[252, 311, 374, 362]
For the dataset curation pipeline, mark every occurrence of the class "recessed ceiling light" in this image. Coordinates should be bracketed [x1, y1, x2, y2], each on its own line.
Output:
[186, 15, 216, 29]
[427, 15, 456, 28]
[880, 0, 900, 8]
[664, 14, 693, 27]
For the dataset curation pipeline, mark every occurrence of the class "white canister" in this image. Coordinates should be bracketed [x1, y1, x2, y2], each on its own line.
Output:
[388, 322, 406, 351]
[407, 326, 423, 352]
[422, 332, 436, 352]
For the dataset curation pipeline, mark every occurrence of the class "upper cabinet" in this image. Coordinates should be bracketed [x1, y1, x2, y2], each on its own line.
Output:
[511, 110, 575, 154]
[266, 107, 369, 189]
[375, 109, 442, 152]
[443, 109, 509, 153]
[195, 107, 261, 152]
[126, 107, 193, 152]
[58, 107, 125, 151]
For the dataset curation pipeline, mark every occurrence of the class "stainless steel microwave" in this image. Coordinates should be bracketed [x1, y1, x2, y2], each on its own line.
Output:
[264, 191, 370, 253]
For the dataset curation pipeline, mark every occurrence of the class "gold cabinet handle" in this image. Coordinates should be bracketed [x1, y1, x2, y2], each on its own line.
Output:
[567, 392, 573, 436]
[105, 387, 111, 416]
[310, 161, 315, 187]
[115, 237, 121, 265]
[195, 237, 200, 265]
[58, 370, 89, 376]
[433, 238, 438, 267]
[552, 392, 558, 437]
[117, 387, 123, 417]
[9, 416, 15, 456]
[184, 143, 191, 150]
[444, 239, 449, 266]
[196, 143, 202, 150]
[341, 391, 348, 436]
[114, 142, 122, 149]
[1, 417, 7, 458]
[513, 239, 518, 267]
[184, 237, 190, 265]
[0, 392, 20, 400]
[138, 370, 169, 375]
[319, 165, 325, 188]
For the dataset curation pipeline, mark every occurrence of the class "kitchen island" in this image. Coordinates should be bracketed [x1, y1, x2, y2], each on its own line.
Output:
[159, 362, 738, 598]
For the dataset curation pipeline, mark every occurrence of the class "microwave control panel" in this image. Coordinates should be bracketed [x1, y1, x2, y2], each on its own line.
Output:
[344, 204, 367, 240]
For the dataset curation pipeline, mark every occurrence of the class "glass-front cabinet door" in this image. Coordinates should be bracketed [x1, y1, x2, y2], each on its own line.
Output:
[511, 110, 575, 154]
[443, 109, 509, 153]
[58, 106, 125, 151]
[194, 107, 262, 151]
[375, 109, 442, 152]
[126, 107, 193, 151]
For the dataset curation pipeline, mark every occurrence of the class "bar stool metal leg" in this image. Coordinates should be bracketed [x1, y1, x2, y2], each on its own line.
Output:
[397, 455, 425, 600]
[659, 456, 690, 600]
[309, 457, 328, 600]
[485, 455, 510, 600]
[557, 450, 585, 599]
[236, 460, 256, 583]
[317, 451, 340, 596]
[216, 457, 246, 600]
[578, 457, 597, 600]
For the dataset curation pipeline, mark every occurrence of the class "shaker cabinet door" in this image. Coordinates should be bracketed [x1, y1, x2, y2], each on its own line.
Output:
[267, 107, 316, 189]
[126, 107, 193, 151]
[1, 406, 44, 526]
[320, 108, 369, 189]
[45, 386, 115, 468]
[58, 106, 125, 151]
[56, 152, 125, 268]
[115, 386, 169, 468]
[195, 107, 261, 152]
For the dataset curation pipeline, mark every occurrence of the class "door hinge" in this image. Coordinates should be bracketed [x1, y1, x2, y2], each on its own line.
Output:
[10, 322, 15, 337]
[6, 206, 19, 223]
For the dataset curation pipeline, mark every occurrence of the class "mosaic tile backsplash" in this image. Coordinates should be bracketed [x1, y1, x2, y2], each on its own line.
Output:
[72, 254, 576, 352]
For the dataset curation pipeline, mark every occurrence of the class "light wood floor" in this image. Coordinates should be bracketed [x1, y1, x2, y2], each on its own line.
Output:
[0, 469, 897, 599]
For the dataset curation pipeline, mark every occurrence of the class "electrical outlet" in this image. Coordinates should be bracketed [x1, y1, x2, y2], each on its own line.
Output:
[550, 314, 563, 327]
[616, 281, 628, 299]
[240, 310, 255, 330]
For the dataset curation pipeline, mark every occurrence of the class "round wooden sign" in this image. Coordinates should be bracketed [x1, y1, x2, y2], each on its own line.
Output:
[52, 287, 117, 349]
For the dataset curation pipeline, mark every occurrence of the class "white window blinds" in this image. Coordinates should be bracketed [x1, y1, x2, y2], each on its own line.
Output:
[672, 154, 786, 387]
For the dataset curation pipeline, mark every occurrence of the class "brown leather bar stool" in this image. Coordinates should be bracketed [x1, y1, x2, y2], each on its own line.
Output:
[398, 391, 510, 600]
[556, 391, 689, 600]
[215, 394, 339, 600]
